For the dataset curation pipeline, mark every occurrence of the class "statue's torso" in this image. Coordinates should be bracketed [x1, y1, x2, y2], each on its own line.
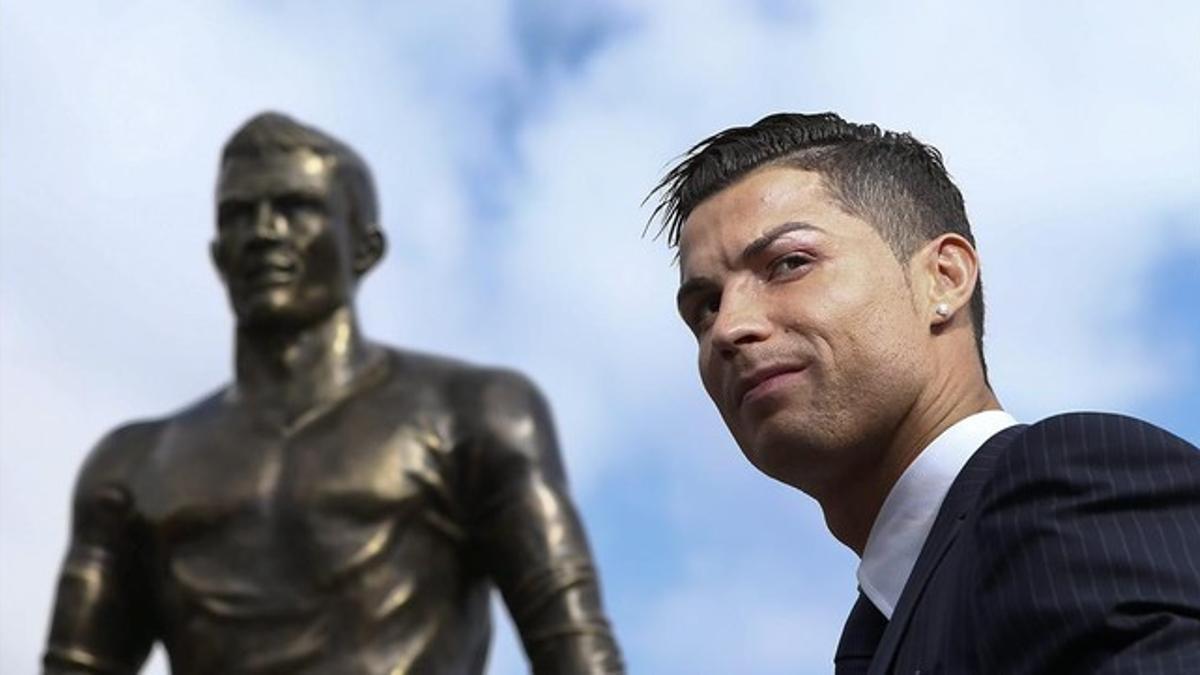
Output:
[128, 351, 492, 674]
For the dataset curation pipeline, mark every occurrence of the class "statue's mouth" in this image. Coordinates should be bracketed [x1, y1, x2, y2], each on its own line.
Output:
[241, 254, 299, 288]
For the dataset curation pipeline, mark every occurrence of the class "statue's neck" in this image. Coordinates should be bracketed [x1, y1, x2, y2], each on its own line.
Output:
[233, 305, 381, 416]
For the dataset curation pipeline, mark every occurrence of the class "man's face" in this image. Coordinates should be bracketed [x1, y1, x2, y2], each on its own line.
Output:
[677, 166, 933, 494]
[213, 149, 357, 330]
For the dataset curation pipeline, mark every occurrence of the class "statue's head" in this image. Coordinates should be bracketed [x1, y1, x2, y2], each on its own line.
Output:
[212, 112, 385, 330]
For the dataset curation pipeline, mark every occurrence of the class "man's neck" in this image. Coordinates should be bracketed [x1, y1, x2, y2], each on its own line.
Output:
[821, 367, 1001, 556]
[233, 305, 382, 418]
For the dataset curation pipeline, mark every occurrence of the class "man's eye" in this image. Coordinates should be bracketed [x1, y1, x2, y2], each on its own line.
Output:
[767, 253, 813, 280]
[689, 295, 720, 333]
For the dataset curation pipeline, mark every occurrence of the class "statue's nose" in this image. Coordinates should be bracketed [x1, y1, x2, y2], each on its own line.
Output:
[251, 200, 287, 238]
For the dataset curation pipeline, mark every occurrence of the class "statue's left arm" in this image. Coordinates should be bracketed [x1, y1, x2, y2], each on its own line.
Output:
[464, 369, 624, 675]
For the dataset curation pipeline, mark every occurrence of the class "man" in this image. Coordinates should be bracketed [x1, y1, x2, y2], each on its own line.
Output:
[650, 112, 1200, 673]
[44, 113, 624, 675]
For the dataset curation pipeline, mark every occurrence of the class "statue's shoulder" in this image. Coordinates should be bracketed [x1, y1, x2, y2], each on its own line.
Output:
[76, 418, 167, 497]
[382, 346, 544, 400]
[381, 345, 475, 382]
[376, 347, 558, 461]
[77, 388, 227, 493]
[380, 346, 550, 428]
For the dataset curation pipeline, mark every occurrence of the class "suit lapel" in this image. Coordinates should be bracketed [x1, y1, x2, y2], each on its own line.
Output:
[867, 425, 1025, 675]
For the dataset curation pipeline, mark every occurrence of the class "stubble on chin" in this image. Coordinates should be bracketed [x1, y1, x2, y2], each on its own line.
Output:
[741, 407, 843, 494]
[738, 367, 895, 495]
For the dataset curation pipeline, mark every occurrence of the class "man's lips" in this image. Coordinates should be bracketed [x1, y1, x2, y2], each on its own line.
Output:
[734, 364, 809, 406]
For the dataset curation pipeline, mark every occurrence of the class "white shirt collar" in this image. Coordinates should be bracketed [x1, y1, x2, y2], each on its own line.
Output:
[856, 409, 1019, 619]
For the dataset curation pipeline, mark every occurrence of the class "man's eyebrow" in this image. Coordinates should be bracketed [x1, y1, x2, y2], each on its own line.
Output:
[676, 223, 824, 311]
[740, 221, 825, 262]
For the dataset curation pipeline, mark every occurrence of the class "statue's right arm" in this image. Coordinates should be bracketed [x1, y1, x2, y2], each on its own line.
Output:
[462, 370, 624, 674]
[43, 422, 160, 675]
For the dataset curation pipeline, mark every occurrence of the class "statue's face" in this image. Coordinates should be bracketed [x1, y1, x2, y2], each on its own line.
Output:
[213, 148, 357, 330]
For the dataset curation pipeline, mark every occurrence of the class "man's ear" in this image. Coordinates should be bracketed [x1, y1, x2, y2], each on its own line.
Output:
[922, 233, 979, 328]
[353, 227, 386, 276]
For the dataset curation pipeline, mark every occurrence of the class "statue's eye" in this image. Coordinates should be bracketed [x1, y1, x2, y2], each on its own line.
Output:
[275, 194, 325, 217]
[217, 201, 252, 230]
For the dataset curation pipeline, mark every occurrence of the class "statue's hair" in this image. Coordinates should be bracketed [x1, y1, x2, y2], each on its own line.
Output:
[647, 112, 987, 376]
[222, 112, 380, 243]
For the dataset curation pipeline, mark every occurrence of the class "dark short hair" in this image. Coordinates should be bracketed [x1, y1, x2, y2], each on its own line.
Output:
[648, 112, 987, 376]
[221, 112, 381, 245]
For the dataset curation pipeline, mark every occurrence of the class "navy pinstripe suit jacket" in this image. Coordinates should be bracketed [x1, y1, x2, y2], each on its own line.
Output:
[838, 412, 1200, 674]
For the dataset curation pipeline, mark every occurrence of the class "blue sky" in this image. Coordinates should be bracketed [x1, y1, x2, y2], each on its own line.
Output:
[2, 2, 1197, 673]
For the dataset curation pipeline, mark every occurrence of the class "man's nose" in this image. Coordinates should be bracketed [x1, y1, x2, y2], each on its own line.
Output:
[710, 283, 771, 358]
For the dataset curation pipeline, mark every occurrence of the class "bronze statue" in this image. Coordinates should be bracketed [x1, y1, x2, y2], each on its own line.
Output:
[43, 113, 624, 675]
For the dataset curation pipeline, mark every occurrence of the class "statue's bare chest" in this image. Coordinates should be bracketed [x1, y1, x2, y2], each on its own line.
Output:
[134, 387, 466, 597]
